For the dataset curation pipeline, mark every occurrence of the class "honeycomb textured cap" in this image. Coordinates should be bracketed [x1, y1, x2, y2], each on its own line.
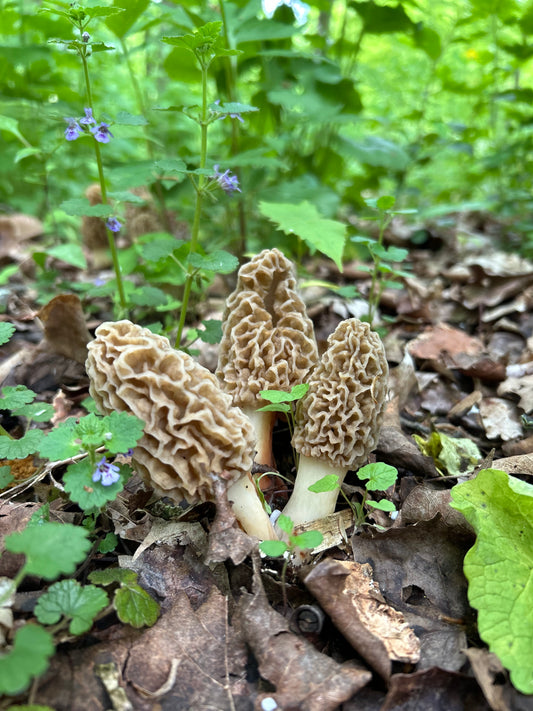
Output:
[292, 318, 388, 469]
[86, 320, 255, 504]
[216, 248, 318, 406]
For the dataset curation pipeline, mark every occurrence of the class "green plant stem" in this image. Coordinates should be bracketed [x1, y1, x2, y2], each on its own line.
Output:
[79, 44, 128, 315]
[174, 61, 210, 348]
[367, 211, 391, 325]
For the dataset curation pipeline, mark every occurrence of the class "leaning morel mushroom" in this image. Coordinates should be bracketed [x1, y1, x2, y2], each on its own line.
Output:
[216, 248, 318, 466]
[86, 320, 275, 540]
[281, 318, 389, 526]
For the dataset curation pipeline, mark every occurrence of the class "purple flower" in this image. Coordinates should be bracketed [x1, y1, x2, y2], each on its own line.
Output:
[91, 122, 114, 143]
[92, 456, 121, 486]
[212, 165, 241, 194]
[64, 118, 81, 141]
[82, 31, 90, 43]
[213, 99, 244, 123]
[79, 107, 96, 125]
[106, 217, 121, 232]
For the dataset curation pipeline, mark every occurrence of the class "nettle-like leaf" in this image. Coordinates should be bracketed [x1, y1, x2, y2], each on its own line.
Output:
[451, 469, 533, 694]
[162, 21, 240, 62]
[0, 624, 55, 695]
[100, 411, 144, 455]
[38, 418, 79, 461]
[0, 322, 15, 345]
[60, 198, 114, 218]
[188, 250, 239, 274]
[35, 579, 108, 635]
[63, 459, 131, 512]
[259, 201, 346, 271]
[198, 319, 222, 345]
[0, 385, 36, 410]
[17, 402, 55, 423]
[0, 430, 44, 459]
[357, 462, 398, 492]
[5, 522, 91, 580]
[140, 234, 183, 262]
[88, 567, 159, 628]
[98, 532, 118, 554]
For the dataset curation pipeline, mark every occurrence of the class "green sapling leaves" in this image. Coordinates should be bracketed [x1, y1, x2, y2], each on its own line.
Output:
[0, 624, 55, 696]
[357, 462, 398, 491]
[88, 568, 160, 628]
[34, 579, 108, 635]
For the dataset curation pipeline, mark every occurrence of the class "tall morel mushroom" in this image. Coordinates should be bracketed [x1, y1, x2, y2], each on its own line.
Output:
[86, 320, 276, 540]
[216, 248, 318, 465]
[281, 318, 389, 526]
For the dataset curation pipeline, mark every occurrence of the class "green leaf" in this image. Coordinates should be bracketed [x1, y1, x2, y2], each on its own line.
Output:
[0, 430, 43, 458]
[259, 201, 346, 271]
[188, 250, 239, 274]
[308, 474, 340, 493]
[88, 567, 137, 586]
[0, 625, 54, 695]
[352, 0, 414, 33]
[259, 540, 288, 557]
[276, 514, 294, 535]
[98, 532, 118, 554]
[162, 21, 223, 56]
[198, 319, 222, 345]
[0, 465, 13, 488]
[376, 195, 396, 211]
[34, 579, 108, 635]
[259, 384, 309, 404]
[38, 418, 80, 461]
[129, 285, 169, 307]
[60, 198, 114, 218]
[450, 469, 533, 694]
[366, 499, 396, 512]
[74, 412, 106, 448]
[0, 322, 15, 345]
[100, 411, 144, 455]
[0, 385, 36, 410]
[105, 0, 148, 38]
[140, 234, 183, 262]
[114, 583, 159, 628]
[15, 402, 55, 423]
[63, 459, 130, 512]
[154, 158, 187, 174]
[256, 402, 291, 413]
[414, 431, 481, 476]
[46, 244, 87, 269]
[210, 101, 259, 116]
[291, 530, 324, 550]
[114, 111, 148, 126]
[357, 462, 398, 492]
[5, 522, 91, 580]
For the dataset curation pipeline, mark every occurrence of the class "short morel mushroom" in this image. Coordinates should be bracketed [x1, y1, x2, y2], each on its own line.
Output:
[216, 248, 318, 466]
[86, 320, 275, 540]
[281, 318, 389, 526]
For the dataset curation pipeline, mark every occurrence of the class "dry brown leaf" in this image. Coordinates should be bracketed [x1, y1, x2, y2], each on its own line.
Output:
[304, 558, 420, 680]
[408, 323, 484, 362]
[37, 294, 92, 364]
[465, 648, 513, 711]
[497, 374, 533, 412]
[479, 397, 523, 441]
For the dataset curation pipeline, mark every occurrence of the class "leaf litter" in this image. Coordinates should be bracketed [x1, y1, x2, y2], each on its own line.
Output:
[1, 210, 533, 709]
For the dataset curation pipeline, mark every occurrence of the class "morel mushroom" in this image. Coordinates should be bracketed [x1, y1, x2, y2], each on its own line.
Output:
[86, 320, 275, 540]
[216, 248, 318, 465]
[281, 318, 389, 526]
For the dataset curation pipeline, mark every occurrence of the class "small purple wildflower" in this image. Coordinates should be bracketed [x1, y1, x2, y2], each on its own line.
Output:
[106, 217, 121, 233]
[92, 456, 120, 486]
[79, 107, 96, 125]
[64, 118, 81, 141]
[213, 165, 241, 194]
[91, 122, 114, 143]
[82, 31, 90, 42]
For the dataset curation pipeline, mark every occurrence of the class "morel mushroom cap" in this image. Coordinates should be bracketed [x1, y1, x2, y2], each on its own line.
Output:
[216, 248, 318, 465]
[86, 320, 275, 539]
[282, 318, 389, 526]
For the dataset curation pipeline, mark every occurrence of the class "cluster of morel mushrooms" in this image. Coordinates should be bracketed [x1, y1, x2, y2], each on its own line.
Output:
[86, 248, 389, 541]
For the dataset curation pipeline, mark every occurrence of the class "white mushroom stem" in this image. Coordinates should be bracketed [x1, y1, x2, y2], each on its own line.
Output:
[281, 455, 348, 527]
[227, 471, 277, 540]
[242, 407, 276, 468]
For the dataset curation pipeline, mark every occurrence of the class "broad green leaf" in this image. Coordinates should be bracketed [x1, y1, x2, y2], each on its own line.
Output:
[88, 567, 137, 586]
[60, 198, 114, 218]
[256, 402, 291, 413]
[162, 21, 223, 55]
[114, 583, 159, 628]
[38, 418, 80, 461]
[198, 319, 222, 345]
[188, 250, 239, 274]
[450, 469, 533, 694]
[276, 514, 294, 535]
[154, 158, 187, 174]
[0, 430, 43, 458]
[308, 474, 340, 493]
[210, 101, 259, 116]
[15, 402, 55, 422]
[376, 195, 396, 211]
[260, 384, 310, 404]
[0, 322, 15, 345]
[63, 459, 130, 512]
[129, 285, 169, 307]
[0, 625, 54, 695]
[74, 412, 106, 448]
[357, 462, 398, 492]
[114, 111, 148, 126]
[259, 201, 346, 270]
[352, 0, 414, 33]
[0, 115, 26, 143]
[46, 244, 87, 269]
[366, 499, 396, 512]
[414, 431, 481, 476]
[105, 0, 147, 38]
[259, 540, 288, 557]
[98, 532, 118, 554]
[0, 385, 36, 410]
[292, 530, 323, 550]
[5, 522, 91, 580]
[0, 465, 13, 488]
[140, 234, 182, 262]
[100, 411, 144, 455]
[35, 579, 108, 635]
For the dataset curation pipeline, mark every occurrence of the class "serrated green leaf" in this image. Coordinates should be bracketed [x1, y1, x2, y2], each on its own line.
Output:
[0, 430, 43, 458]
[140, 234, 183, 262]
[198, 319, 222, 345]
[188, 250, 239, 274]
[259, 540, 288, 557]
[308, 474, 340, 493]
[35, 579, 108, 635]
[366, 499, 396, 512]
[450, 469, 533, 694]
[0, 465, 13, 488]
[105, 0, 147, 37]
[129, 285, 169, 307]
[5, 522, 91, 580]
[38, 418, 80, 461]
[276, 514, 294, 535]
[0, 322, 15, 346]
[88, 567, 137, 586]
[259, 201, 346, 271]
[100, 411, 144, 455]
[114, 111, 148, 126]
[114, 583, 159, 628]
[0, 624, 54, 695]
[0, 385, 36, 410]
[154, 158, 187, 174]
[74, 412, 106, 447]
[63, 459, 130, 512]
[14, 402, 55, 423]
[357, 462, 398, 492]
[98, 532, 118, 554]
[85, 6, 125, 20]
[210, 101, 259, 116]
[46, 244, 87, 269]
[162, 21, 223, 54]
[292, 530, 323, 550]
[60, 198, 114, 218]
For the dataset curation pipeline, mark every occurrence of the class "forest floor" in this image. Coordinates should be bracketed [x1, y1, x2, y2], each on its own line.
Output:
[1, 208, 533, 711]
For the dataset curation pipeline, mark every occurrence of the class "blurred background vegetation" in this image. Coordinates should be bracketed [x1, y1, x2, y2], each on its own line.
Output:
[1, 0, 533, 259]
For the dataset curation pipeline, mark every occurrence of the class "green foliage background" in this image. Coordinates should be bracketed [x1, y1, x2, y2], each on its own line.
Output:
[2, 0, 533, 257]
